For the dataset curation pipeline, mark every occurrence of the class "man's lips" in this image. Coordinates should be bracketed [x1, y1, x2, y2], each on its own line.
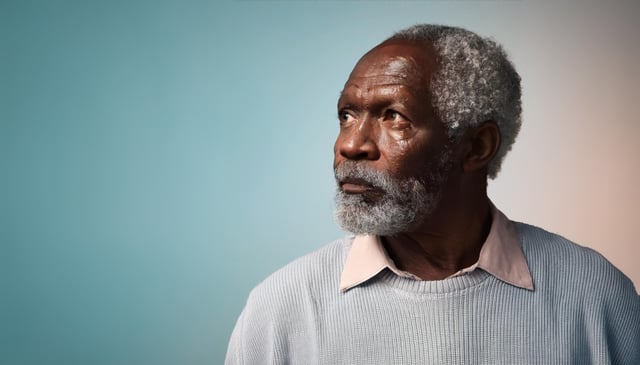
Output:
[340, 178, 377, 194]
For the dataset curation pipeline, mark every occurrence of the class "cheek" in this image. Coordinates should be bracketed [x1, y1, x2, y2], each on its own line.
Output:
[378, 132, 439, 177]
[377, 134, 418, 174]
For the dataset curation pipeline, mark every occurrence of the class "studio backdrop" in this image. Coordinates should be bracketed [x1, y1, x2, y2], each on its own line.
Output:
[2, 1, 639, 364]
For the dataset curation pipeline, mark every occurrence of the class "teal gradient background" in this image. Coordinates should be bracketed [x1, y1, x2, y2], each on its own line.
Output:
[2, 1, 639, 364]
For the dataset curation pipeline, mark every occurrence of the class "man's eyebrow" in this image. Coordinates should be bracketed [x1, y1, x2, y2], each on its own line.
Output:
[337, 88, 359, 103]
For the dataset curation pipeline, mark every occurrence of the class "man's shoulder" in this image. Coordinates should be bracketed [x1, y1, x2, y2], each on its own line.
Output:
[514, 222, 637, 295]
[226, 238, 354, 363]
[515, 221, 620, 272]
[245, 236, 353, 310]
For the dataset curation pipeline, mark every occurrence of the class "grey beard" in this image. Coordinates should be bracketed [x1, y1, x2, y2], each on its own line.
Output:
[333, 150, 453, 236]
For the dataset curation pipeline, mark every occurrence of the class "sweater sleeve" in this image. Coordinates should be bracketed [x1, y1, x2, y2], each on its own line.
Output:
[224, 285, 290, 365]
[224, 307, 246, 365]
[602, 275, 640, 365]
[224, 298, 281, 365]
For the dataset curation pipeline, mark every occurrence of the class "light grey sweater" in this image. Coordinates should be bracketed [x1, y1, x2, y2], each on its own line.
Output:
[226, 223, 640, 364]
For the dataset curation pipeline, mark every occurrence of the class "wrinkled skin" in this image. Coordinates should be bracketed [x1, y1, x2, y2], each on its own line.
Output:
[334, 41, 449, 190]
[333, 40, 501, 280]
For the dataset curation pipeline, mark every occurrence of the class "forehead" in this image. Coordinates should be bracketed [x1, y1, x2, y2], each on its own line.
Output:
[344, 41, 437, 92]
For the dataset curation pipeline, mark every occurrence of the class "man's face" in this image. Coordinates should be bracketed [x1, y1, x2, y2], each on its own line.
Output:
[333, 41, 454, 235]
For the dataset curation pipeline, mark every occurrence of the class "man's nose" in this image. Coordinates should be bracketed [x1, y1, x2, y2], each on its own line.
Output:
[337, 119, 380, 161]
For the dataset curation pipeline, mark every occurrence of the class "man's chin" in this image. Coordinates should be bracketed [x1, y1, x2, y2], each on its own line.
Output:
[334, 202, 412, 236]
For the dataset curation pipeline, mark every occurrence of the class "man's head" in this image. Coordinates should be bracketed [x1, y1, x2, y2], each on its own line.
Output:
[333, 24, 522, 236]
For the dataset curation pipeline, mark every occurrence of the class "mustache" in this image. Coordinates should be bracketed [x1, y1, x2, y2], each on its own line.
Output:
[334, 161, 393, 190]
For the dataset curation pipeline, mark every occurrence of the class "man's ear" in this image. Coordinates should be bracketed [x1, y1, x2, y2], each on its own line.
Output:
[462, 121, 501, 173]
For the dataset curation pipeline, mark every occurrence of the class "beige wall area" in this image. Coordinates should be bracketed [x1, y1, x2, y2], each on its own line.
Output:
[488, 1, 640, 290]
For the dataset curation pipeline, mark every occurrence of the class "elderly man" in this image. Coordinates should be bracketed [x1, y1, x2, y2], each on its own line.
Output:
[226, 24, 639, 364]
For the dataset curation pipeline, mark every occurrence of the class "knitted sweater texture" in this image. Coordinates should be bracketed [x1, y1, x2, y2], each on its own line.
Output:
[226, 223, 640, 364]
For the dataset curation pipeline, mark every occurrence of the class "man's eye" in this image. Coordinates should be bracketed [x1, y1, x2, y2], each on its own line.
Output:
[387, 110, 400, 120]
[383, 110, 411, 128]
[339, 111, 356, 125]
[384, 110, 404, 121]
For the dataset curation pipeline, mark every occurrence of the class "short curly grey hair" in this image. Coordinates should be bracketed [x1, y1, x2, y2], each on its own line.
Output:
[387, 24, 522, 179]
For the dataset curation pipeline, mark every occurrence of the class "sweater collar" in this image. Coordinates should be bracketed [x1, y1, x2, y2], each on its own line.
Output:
[339, 205, 534, 292]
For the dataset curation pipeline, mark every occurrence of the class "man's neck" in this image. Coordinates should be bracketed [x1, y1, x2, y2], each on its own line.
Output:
[382, 194, 492, 281]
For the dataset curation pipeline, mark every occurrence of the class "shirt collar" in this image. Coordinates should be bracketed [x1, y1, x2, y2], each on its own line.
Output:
[339, 205, 534, 292]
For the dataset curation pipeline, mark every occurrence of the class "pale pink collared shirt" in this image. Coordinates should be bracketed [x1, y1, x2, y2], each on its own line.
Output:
[339, 206, 534, 292]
